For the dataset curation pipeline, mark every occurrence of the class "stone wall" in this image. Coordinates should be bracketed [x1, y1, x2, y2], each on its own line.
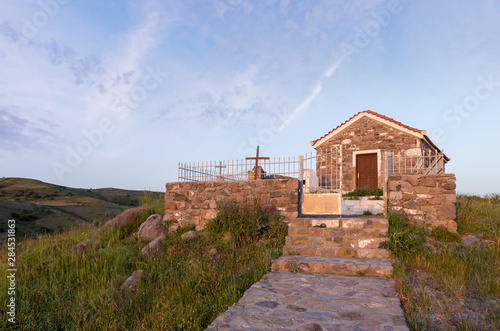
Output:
[319, 116, 435, 191]
[386, 174, 457, 232]
[164, 179, 300, 230]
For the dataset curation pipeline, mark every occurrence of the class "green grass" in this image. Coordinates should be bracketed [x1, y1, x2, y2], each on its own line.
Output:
[313, 223, 327, 228]
[343, 188, 383, 198]
[456, 194, 500, 240]
[205, 199, 288, 247]
[430, 226, 462, 243]
[0, 197, 287, 330]
[383, 195, 500, 330]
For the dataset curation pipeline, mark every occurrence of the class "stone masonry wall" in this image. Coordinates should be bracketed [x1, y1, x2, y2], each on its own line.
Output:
[319, 116, 434, 192]
[387, 174, 457, 232]
[164, 179, 300, 230]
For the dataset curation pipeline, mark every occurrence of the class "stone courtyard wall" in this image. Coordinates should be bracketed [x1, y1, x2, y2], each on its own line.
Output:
[386, 174, 457, 232]
[164, 179, 300, 230]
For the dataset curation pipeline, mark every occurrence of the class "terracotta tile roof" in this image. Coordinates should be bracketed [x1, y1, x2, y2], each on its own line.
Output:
[311, 110, 425, 145]
[423, 135, 450, 162]
[362, 110, 425, 134]
[311, 110, 450, 161]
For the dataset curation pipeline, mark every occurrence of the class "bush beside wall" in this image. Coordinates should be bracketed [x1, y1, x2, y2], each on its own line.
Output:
[164, 179, 299, 229]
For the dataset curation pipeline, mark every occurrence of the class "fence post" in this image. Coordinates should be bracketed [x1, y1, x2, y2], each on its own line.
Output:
[339, 145, 343, 193]
[299, 155, 304, 182]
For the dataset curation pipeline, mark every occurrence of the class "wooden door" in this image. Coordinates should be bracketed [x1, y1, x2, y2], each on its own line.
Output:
[356, 153, 378, 189]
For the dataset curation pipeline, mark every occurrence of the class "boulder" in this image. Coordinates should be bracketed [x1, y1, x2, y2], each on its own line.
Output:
[138, 214, 167, 241]
[223, 232, 232, 242]
[120, 270, 146, 290]
[141, 235, 166, 256]
[168, 222, 180, 232]
[73, 239, 93, 255]
[167, 220, 193, 232]
[462, 235, 480, 247]
[208, 247, 218, 257]
[101, 207, 142, 231]
[181, 230, 199, 240]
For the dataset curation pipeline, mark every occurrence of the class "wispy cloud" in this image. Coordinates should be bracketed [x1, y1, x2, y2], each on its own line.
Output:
[0, 1, 166, 154]
[287, 56, 344, 122]
[0, 105, 59, 151]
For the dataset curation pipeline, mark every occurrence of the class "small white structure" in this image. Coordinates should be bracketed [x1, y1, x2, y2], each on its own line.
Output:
[302, 169, 318, 193]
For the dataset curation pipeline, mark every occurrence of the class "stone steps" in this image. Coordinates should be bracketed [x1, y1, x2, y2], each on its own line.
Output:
[287, 227, 388, 238]
[288, 217, 388, 229]
[271, 255, 393, 278]
[272, 216, 393, 278]
[285, 235, 387, 249]
[283, 245, 390, 259]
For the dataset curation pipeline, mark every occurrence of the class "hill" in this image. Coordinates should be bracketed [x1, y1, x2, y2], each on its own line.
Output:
[0, 177, 163, 240]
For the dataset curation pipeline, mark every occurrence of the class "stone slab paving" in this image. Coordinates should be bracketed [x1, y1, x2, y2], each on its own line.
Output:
[205, 271, 408, 331]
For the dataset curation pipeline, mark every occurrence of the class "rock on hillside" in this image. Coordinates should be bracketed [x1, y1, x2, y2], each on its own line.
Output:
[141, 235, 166, 256]
[121, 270, 146, 290]
[138, 214, 167, 241]
[101, 207, 143, 231]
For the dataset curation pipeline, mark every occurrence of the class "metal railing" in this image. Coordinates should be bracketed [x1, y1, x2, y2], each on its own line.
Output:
[302, 146, 342, 193]
[385, 150, 445, 177]
[178, 147, 342, 194]
[178, 156, 302, 182]
[178, 147, 444, 189]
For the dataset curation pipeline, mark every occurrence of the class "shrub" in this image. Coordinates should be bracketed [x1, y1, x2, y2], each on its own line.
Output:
[205, 199, 287, 247]
[379, 210, 427, 258]
[343, 188, 383, 198]
[431, 227, 462, 243]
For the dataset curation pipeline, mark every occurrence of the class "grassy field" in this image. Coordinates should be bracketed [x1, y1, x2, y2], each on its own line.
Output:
[2, 185, 499, 330]
[383, 194, 500, 330]
[0, 177, 162, 238]
[0, 197, 287, 330]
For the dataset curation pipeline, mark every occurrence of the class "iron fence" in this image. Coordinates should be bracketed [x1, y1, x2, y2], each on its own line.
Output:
[302, 146, 342, 193]
[178, 156, 302, 182]
[178, 146, 445, 191]
[384, 150, 445, 177]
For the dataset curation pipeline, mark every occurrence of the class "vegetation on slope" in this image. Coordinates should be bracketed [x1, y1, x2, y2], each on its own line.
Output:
[0, 196, 287, 330]
[382, 194, 500, 330]
[0, 177, 162, 238]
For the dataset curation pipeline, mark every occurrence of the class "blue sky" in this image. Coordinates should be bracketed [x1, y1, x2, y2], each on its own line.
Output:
[0, 0, 499, 194]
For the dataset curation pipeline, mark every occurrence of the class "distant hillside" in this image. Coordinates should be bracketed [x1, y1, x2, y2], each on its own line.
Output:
[0, 177, 163, 240]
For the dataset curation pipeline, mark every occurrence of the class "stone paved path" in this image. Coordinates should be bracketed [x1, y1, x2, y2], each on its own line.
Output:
[206, 271, 408, 330]
[206, 216, 409, 330]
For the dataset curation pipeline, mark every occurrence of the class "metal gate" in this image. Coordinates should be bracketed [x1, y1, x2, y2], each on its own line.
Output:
[300, 146, 343, 215]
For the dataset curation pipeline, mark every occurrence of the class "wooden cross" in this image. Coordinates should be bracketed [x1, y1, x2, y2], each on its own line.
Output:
[246, 146, 269, 180]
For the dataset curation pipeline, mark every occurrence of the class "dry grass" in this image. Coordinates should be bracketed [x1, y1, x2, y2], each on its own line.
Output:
[386, 195, 500, 330]
[0, 198, 287, 330]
